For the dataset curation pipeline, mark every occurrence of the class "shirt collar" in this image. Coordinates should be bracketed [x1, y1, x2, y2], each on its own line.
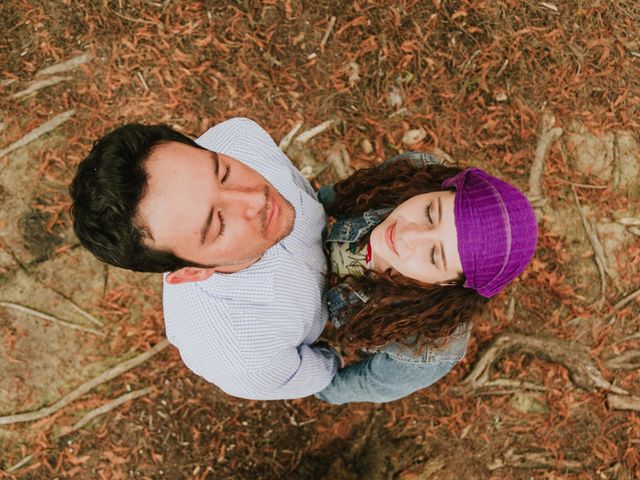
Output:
[192, 247, 278, 304]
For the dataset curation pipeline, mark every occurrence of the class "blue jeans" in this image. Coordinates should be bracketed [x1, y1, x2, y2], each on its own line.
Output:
[314, 353, 457, 404]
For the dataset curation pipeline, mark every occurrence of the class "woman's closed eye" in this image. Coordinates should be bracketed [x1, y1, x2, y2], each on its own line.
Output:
[424, 203, 434, 225]
[429, 245, 437, 266]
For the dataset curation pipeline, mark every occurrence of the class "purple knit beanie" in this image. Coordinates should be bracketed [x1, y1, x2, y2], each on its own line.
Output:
[442, 168, 538, 297]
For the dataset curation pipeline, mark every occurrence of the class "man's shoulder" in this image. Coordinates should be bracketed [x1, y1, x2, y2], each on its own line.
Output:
[162, 279, 229, 325]
[196, 117, 270, 147]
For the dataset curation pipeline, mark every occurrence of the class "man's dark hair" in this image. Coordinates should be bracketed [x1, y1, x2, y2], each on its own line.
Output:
[69, 124, 205, 273]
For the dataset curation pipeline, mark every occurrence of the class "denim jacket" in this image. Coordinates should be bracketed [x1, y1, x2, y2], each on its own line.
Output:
[319, 152, 471, 366]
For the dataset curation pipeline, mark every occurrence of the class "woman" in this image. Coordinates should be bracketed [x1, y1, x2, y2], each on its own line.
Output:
[314, 153, 538, 404]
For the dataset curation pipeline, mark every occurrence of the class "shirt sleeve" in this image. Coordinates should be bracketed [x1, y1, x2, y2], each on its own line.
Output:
[173, 332, 340, 401]
[164, 281, 340, 400]
[239, 343, 340, 400]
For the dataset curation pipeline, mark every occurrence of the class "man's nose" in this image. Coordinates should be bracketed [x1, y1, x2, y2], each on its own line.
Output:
[223, 186, 265, 218]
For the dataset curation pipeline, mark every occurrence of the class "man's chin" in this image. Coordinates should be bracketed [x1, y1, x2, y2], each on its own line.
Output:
[275, 204, 295, 243]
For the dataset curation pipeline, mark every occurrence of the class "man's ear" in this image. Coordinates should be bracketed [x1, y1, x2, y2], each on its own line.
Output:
[165, 267, 215, 285]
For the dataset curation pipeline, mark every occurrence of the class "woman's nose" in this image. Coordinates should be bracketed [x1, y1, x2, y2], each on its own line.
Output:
[400, 222, 436, 249]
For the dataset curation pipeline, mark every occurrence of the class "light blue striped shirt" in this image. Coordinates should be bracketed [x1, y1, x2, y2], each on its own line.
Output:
[163, 118, 339, 400]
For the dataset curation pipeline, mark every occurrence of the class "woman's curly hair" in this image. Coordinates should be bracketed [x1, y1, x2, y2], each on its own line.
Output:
[327, 159, 489, 353]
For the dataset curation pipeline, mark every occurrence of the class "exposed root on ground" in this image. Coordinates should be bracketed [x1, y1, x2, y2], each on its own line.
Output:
[489, 448, 588, 472]
[461, 332, 627, 395]
[0, 339, 169, 426]
[0, 109, 75, 158]
[607, 394, 640, 412]
[606, 350, 640, 371]
[0, 301, 103, 336]
[572, 188, 610, 303]
[528, 111, 563, 210]
[602, 286, 640, 324]
[54, 387, 153, 439]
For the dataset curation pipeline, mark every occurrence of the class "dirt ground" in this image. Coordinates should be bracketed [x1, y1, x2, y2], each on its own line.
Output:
[1, 1, 639, 479]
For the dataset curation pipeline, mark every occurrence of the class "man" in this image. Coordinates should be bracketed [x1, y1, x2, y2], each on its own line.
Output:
[70, 118, 340, 400]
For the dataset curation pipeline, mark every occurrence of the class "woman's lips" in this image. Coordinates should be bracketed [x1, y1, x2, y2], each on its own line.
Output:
[385, 222, 398, 255]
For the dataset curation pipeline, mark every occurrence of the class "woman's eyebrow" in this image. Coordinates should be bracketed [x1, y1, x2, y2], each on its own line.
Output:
[438, 197, 442, 223]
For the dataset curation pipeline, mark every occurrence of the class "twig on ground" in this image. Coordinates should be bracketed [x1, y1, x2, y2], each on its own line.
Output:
[0, 339, 169, 425]
[16, 266, 106, 328]
[136, 71, 149, 91]
[539, 2, 560, 13]
[615, 217, 640, 235]
[465, 379, 547, 396]
[111, 9, 158, 24]
[528, 111, 563, 206]
[605, 350, 640, 370]
[388, 107, 408, 118]
[67, 301, 104, 327]
[571, 188, 609, 302]
[496, 59, 509, 77]
[0, 301, 104, 336]
[491, 448, 586, 472]
[326, 141, 354, 180]
[5, 454, 34, 473]
[54, 387, 152, 438]
[462, 332, 627, 395]
[320, 16, 337, 53]
[608, 394, 640, 412]
[615, 332, 640, 344]
[35, 52, 93, 77]
[350, 410, 380, 455]
[506, 296, 516, 322]
[0, 109, 75, 158]
[602, 286, 640, 323]
[551, 175, 608, 189]
[295, 120, 334, 144]
[12, 76, 71, 99]
[279, 120, 303, 152]
[614, 217, 640, 227]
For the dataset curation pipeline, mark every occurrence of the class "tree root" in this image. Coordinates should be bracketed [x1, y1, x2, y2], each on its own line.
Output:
[603, 286, 640, 323]
[295, 120, 335, 144]
[0, 109, 75, 158]
[54, 387, 152, 438]
[607, 394, 640, 412]
[0, 301, 104, 336]
[528, 111, 563, 208]
[279, 120, 303, 152]
[0, 339, 169, 425]
[489, 448, 587, 472]
[12, 76, 71, 100]
[606, 350, 640, 371]
[462, 332, 627, 395]
[571, 188, 610, 303]
[35, 52, 93, 77]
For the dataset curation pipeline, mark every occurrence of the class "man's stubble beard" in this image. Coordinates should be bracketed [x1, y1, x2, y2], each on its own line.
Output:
[216, 190, 295, 269]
